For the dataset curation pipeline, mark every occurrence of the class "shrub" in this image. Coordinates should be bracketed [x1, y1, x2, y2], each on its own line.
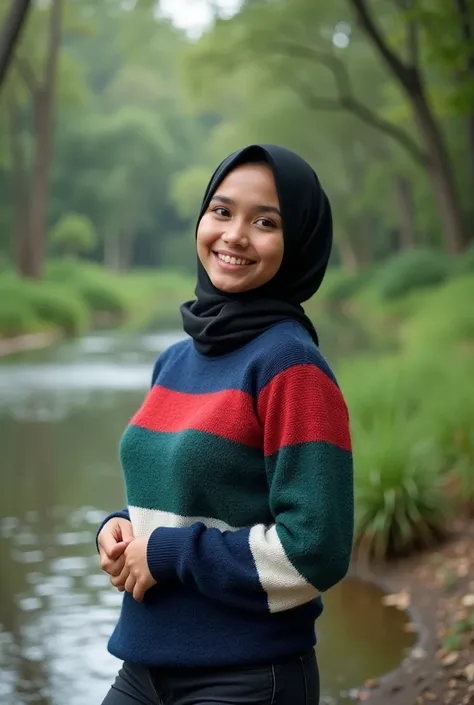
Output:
[400, 275, 474, 351]
[353, 415, 448, 559]
[340, 351, 463, 559]
[0, 277, 88, 337]
[376, 248, 451, 301]
[0, 298, 40, 338]
[318, 268, 373, 303]
[46, 261, 127, 317]
[24, 282, 89, 336]
[51, 213, 97, 258]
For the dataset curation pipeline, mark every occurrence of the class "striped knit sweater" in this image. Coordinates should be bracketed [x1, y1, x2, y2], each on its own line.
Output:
[98, 321, 354, 668]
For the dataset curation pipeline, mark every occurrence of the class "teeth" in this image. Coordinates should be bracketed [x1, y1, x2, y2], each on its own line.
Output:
[217, 253, 251, 266]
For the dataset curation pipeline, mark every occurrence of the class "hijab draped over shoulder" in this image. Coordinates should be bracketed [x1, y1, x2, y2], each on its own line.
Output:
[180, 144, 333, 355]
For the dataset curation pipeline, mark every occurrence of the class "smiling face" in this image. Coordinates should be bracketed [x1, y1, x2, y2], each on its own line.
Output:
[196, 163, 284, 294]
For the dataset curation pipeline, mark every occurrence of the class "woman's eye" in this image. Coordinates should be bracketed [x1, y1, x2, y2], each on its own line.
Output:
[213, 207, 230, 217]
[256, 217, 276, 229]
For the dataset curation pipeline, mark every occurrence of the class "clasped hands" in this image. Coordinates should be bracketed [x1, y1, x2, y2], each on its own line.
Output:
[97, 517, 157, 602]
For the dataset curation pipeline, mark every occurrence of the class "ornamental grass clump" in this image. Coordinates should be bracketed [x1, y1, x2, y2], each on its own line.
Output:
[340, 353, 450, 560]
[352, 415, 448, 560]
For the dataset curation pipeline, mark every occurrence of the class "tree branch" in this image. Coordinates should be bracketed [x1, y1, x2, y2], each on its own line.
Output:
[394, 0, 420, 68]
[271, 40, 429, 166]
[347, 0, 413, 84]
[292, 77, 428, 166]
[0, 0, 32, 91]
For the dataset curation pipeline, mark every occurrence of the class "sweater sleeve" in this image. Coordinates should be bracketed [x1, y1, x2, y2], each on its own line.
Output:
[146, 357, 354, 613]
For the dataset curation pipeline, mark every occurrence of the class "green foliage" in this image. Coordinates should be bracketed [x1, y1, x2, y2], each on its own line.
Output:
[420, 355, 474, 507]
[340, 348, 474, 560]
[400, 275, 474, 351]
[376, 249, 452, 300]
[318, 268, 374, 303]
[51, 213, 97, 257]
[46, 261, 127, 317]
[25, 282, 89, 336]
[352, 415, 447, 559]
[0, 276, 88, 338]
[454, 244, 474, 275]
[0, 299, 41, 338]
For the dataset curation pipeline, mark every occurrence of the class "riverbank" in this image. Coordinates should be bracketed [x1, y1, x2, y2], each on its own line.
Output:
[0, 262, 194, 356]
[349, 519, 474, 704]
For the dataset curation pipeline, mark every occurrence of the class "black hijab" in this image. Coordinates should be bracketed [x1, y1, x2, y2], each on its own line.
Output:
[180, 144, 332, 356]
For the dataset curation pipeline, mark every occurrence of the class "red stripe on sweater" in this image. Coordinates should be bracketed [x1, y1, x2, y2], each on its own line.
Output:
[257, 364, 351, 456]
[130, 386, 263, 448]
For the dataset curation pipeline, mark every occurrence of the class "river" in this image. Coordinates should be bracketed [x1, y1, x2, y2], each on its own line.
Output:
[0, 327, 415, 704]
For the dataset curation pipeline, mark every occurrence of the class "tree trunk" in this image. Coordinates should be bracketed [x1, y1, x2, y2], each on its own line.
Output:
[410, 85, 468, 253]
[394, 176, 416, 250]
[104, 229, 121, 271]
[8, 100, 31, 276]
[120, 231, 136, 271]
[26, 0, 62, 279]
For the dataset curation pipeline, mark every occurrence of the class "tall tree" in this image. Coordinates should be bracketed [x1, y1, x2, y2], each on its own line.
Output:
[13, 0, 63, 277]
[348, 0, 469, 253]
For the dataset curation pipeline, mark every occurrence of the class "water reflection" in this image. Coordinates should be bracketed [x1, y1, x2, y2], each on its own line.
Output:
[0, 330, 415, 704]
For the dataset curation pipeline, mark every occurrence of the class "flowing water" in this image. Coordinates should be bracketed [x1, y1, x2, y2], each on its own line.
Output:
[0, 328, 415, 704]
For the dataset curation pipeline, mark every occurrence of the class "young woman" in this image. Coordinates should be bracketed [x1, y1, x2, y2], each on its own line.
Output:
[97, 144, 354, 705]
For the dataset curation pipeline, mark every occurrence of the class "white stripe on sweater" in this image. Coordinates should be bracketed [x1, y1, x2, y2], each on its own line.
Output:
[129, 506, 318, 613]
[249, 524, 319, 612]
[129, 506, 240, 538]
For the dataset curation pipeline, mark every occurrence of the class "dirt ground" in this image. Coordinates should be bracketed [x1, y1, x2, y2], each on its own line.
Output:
[349, 520, 474, 705]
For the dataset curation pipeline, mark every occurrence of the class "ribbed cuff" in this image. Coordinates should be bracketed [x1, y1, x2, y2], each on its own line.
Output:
[147, 527, 188, 583]
[95, 510, 130, 552]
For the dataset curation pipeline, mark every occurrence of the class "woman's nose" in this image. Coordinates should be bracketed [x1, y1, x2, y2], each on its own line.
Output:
[223, 223, 249, 247]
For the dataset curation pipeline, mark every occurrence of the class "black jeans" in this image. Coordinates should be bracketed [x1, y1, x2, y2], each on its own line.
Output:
[101, 651, 319, 705]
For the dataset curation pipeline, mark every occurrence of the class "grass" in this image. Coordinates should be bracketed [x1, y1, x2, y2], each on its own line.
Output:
[352, 415, 447, 559]
[340, 347, 474, 560]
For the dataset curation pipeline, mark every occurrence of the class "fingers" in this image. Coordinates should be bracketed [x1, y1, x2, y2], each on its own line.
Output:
[122, 573, 147, 601]
[117, 520, 135, 541]
[108, 554, 126, 578]
[108, 539, 133, 561]
[98, 527, 120, 557]
[124, 574, 136, 595]
[98, 519, 134, 558]
[110, 563, 130, 591]
[133, 581, 146, 603]
[100, 544, 129, 575]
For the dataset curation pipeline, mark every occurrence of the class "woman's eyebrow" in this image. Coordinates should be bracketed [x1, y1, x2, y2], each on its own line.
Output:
[211, 194, 281, 216]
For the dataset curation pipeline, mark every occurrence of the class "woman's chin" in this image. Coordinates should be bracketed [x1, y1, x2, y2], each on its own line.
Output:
[210, 274, 252, 294]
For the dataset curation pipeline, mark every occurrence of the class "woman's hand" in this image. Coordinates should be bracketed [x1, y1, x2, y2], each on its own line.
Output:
[98, 517, 135, 591]
[120, 536, 157, 602]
